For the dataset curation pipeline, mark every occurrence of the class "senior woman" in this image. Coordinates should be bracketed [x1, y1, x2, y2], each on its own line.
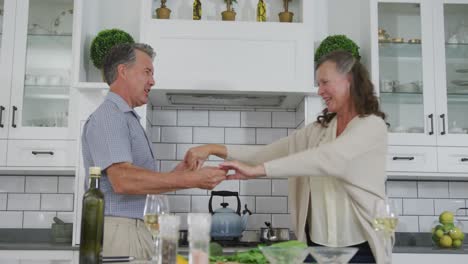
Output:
[185, 50, 388, 263]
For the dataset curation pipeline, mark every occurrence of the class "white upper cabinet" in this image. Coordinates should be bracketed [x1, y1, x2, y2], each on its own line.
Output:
[0, 0, 76, 171]
[370, 0, 437, 146]
[139, 0, 315, 108]
[433, 0, 468, 147]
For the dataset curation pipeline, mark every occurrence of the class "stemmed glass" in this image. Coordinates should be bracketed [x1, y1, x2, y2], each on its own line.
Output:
[373, 198, 399, 264]
[144, 194, 170, 262]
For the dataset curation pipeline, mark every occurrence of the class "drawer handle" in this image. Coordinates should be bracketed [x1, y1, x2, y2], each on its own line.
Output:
[32, 151, 54, 155]
[11, 106, 17, 128]
[392, 156, 415, 161]
[461, 158, 468, 162]
[0, 105, 5, 128]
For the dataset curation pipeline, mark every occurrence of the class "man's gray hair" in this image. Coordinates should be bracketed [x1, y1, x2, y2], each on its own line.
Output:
[102, 43, 155, 85]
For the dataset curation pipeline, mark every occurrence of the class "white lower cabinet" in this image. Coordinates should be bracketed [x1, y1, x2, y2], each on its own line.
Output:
[6, 140, 75, 167]
[387, 146, 438, 172]
[393, 253, 468, 264]
[0, 140, 7, 166]
[437, 147, 468, 173]
[0, 250, 77, 263]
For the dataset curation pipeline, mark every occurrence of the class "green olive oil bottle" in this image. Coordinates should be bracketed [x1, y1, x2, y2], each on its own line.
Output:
[79, 167, 105, 264]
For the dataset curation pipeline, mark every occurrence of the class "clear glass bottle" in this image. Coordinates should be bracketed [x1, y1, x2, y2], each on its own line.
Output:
[79, 167, 104, 264]
[158, 214, 180, 264]
[188, 213, 211, 264]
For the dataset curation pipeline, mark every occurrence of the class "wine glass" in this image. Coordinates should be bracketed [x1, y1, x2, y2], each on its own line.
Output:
[144, 194, 170, 262]
[373, 198, 399, 264]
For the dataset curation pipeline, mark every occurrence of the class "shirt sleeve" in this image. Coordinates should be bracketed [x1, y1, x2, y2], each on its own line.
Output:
[84, 112, 133, 171]
[264, 116, 387, 180]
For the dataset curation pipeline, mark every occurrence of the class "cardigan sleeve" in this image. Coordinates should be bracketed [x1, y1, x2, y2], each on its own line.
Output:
[264, 115, 387, 180]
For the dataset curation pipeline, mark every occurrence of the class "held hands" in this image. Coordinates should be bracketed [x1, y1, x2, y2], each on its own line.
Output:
[192, 166, 227, 190]
[184, 145, 211, 170]
[219, 160, 266, 180]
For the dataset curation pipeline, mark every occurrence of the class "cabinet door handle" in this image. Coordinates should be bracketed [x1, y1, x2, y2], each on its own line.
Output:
[11, 106, 17, 128]
[461, 158, 468, 162]
[440, 114, 446, 135]
[428, 114, 434, 135]
[392, 156, 415, 161]
[0, 105, 5, 128]
[31, 151, 54, 155]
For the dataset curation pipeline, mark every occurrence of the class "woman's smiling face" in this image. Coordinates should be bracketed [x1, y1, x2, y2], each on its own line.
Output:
[316, 61, 352, 114]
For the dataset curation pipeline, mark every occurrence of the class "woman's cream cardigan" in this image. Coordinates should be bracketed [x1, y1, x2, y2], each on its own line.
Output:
[227, 114, 388, 264]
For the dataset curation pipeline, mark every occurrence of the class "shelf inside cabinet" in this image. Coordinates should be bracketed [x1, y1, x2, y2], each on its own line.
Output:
[445, 43, 468, 60]
[379, 42, 422, 58]
[379, 92, 423, 104]
[24, 85, 70, 100]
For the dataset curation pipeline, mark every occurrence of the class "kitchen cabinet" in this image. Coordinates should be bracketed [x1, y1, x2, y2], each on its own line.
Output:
[369, 0, 468, 174]
[140, 0, 314, 109]
[0, 0, 76, 171]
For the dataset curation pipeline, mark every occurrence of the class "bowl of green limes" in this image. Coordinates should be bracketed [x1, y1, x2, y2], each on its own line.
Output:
[431, 211, 465, 249]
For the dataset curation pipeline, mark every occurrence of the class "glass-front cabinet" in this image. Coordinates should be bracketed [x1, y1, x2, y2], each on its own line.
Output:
[8, 0, 73, 139]
[373, 0, 436, 146]
[434, 0, 468, 147]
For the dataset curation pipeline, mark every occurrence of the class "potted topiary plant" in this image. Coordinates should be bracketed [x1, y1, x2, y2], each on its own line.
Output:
[222, 0, 237, 21]
[156, 0, 171, 19]
[90, 28, 135, 81]
[279, 0, 293, 22]
[314, 35, 360, 62]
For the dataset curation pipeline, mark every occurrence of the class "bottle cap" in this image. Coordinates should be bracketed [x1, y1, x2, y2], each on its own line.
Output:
[188, 213, 211, 240]
[159, 214, 180, 239]
[89, 167, 101, 177]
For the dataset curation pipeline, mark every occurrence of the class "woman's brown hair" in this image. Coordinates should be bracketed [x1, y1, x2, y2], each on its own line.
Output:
[315, 50, 387, 126]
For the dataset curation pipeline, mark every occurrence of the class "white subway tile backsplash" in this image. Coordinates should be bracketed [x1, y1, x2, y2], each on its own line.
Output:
[213, 180, 240, 192]
[224, 196, 256, 213]
[0, 211, 23, 228]
[168, 196, 191, 213]
[241, 112, 271, 128]
[246, 214, 271, 230]
[151, 127, 161, 143]
[240, 179, 271, 196]
[178, 110, 208, 126]
[152, 110, 177, 126]
[418, 182, 449, 198]
[191, 196, 211, 213]
[272, 112, 297, 128]
[396, 216, 419, 232]
[403, 199, 434, 215]
[449, 182, 468, 199]
[0, 176, 25, 192]
[419, 216, 438, 233]
[387, 181, 417, 198]
[56, 212, 74, 223]
[25, 177, 57, 193]
[225, 128, 255, 144]
[434, 199, 465, 215]
[161, 127, 192, 143]
[58, 177, 75, 194]
[272, 214, 292, 229]
[160, 161, 180, 173]
[193, 127, 224, 144]
[176, 189, 208, 195]
[7, 194, 40, 210]
[272, 180, 288, 196]
[0, 193, 6, 210]
[41, 194, 74, 211]
[256, 129, 287, 145]
[152, 143, 177, 160]
[210, 111, 240, 127]
[23, 211, 56, 229]
[256, 197, 287, 214]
